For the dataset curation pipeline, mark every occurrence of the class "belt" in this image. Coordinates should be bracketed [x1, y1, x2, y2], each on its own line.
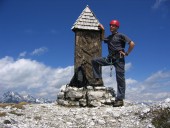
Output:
[108, 50, 125, 59]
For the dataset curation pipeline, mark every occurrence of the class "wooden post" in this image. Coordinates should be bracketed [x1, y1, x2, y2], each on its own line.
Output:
[72, 5, 103, 85]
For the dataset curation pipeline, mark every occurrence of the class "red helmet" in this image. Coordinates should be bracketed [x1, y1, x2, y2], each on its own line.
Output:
[110, 20, 120, 27]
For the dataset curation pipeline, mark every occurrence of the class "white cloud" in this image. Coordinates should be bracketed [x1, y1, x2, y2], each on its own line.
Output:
[18, 47, 48, 58]
[126, 70, 170, 102]
[152, 0, 170, 10]
[1, 57, 170, 102]
[0, 56, 73, 99]
[145, 70, 170, 82]
[0, 59, 131, 97]
[19, 51, 27, 58]
[152, 0, 170, 20]
[101, 62, 133, 89]
[0, 59, 133, 99]
[125, 62, 132, 71]
[126, 78, 138, 85]
[101, 68, 170, 102]
[152, 0, 169, 9]
[31, 47, 48, 56]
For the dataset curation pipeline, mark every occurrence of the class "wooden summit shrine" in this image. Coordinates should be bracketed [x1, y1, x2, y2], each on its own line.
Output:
[71, 5, 103, 86]
[57, 6, 115, 107]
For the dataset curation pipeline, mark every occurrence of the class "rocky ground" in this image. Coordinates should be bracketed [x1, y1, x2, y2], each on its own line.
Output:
[0, 99, 170, 128]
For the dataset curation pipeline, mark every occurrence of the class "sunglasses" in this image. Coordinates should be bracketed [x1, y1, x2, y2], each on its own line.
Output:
[110, 24, 118, 27]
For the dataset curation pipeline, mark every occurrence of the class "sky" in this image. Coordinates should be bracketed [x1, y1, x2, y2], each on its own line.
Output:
[0, 0, 170, 102]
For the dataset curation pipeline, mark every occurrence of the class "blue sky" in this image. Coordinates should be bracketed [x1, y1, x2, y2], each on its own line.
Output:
[0, 0, 170, 102]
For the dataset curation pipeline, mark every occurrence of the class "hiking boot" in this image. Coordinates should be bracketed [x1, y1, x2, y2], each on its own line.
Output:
[91, 78, 104, 86]
[113, 100, 124, 107]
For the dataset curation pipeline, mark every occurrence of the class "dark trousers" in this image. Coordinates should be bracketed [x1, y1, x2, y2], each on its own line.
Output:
[91, 57, 126, 100]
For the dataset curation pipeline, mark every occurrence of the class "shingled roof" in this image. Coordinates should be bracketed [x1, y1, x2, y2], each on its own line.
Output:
[71, 5, 100, 31]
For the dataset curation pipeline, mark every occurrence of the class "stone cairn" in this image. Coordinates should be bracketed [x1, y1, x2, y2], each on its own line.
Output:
[57, 5, 115, 107]
[57, 85, 115, 107]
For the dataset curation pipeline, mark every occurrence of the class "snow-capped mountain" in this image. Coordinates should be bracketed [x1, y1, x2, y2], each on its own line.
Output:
[0, 91, 52, 103]
[23, 94, 36, 103]
[0, 91, 24, 103]
[36, 98, 53, 104]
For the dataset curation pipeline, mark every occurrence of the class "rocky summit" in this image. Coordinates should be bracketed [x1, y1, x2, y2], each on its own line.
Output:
[0, 98, 170, 128]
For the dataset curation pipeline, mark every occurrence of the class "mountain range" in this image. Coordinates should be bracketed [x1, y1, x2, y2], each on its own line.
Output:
[0, 91, 53, 103]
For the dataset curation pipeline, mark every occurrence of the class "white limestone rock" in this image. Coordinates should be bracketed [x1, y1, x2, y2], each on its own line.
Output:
[1, 99, 170, 128]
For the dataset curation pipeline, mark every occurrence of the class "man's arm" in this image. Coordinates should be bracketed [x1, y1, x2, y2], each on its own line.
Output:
[120, 41, 135, 56]
[126, 41, 135, 55]
[98, 24, 105, 40]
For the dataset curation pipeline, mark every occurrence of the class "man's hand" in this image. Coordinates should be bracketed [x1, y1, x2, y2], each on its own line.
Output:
[119, 41, 135, 57]
[98, 24, 105, 31]
[119, 51, 128, 58]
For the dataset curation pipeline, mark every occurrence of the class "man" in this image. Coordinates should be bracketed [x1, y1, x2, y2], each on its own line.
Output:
[91, 20, 135, 107]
